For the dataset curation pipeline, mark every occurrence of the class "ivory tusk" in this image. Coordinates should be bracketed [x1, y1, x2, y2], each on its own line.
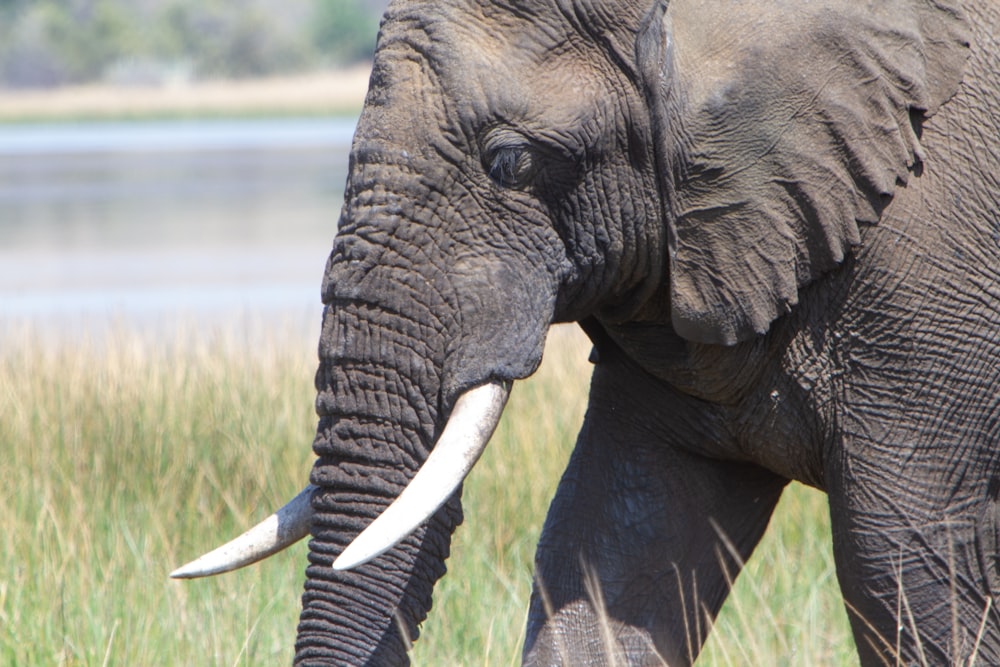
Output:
[170, 484, 316, 579]
[333, 380, 511, 571]
[170, 381, 510, 578]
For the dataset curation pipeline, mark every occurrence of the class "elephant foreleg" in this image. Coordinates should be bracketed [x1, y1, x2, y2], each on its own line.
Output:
[522, 359, 788, 666]
[828, 460, 1000, 666]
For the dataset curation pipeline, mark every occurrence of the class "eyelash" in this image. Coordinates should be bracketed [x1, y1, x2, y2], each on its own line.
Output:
[487, 144, 538, 190]
[488, 147, 524, 188]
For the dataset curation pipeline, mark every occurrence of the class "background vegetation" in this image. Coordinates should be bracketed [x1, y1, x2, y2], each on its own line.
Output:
[0, 322, 855, 665]
[0, 0, 388, 89]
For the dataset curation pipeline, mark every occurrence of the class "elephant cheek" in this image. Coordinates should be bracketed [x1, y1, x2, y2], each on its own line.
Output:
[443, 256, 559, 397]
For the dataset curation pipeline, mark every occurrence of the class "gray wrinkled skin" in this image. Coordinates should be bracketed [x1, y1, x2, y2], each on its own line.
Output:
[276, 0, 998, 665]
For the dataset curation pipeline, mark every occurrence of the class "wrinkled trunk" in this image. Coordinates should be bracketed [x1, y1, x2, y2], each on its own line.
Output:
[290, 158, 560, 660]
[294, 273, 457, 664]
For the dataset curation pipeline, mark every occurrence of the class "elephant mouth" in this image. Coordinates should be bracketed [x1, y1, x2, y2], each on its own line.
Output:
[170, 380, 511, 579]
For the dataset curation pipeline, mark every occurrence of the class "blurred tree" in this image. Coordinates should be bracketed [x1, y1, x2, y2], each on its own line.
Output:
[311, 0, 379, 65]
[155, 1, 313, 79]
[0, 0, 139, 86]
[0, 0, 388, 88]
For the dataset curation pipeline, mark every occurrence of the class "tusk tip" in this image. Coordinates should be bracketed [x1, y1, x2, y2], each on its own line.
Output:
[169, 565, 199, 579]
[169, 554, 235, 579]
[169, 557, 216, 579]
[331, 546, 376, 572]
[331, 557, 353, 572]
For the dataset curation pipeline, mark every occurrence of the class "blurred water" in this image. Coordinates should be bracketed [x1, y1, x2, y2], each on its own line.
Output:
[0, 118, 358, 155]
[0, 117, 358, 343]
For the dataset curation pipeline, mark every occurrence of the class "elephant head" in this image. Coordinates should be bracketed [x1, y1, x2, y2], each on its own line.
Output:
[174, 0, 983, 664]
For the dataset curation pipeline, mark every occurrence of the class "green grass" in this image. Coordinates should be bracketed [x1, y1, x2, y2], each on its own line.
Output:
[0, 323, 854, 665]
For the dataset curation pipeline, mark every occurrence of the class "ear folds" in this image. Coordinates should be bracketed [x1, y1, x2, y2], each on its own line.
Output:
[638, 0, 970, 345]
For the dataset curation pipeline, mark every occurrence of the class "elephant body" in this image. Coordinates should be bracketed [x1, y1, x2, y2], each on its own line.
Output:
[308, 0, 1000, 664]
[178, 0, 1000, 664]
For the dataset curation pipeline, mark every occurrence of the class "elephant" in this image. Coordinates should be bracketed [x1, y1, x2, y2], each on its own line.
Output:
[172, 0, 1000, 664]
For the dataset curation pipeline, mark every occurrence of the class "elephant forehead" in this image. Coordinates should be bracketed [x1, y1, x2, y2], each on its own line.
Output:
[450, 32, 628, 146]
[475, 47, 609, 127]
[377, 0, 638, 146]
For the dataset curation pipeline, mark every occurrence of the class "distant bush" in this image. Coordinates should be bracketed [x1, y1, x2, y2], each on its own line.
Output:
[312, 0, 379, 66]
[0, 1, 130, 87]
[154, 1, 317, 80]
[0, 0, 386, 89]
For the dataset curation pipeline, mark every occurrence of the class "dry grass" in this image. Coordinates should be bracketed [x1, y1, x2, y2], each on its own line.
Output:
[0, 67, 371, 122]
[0, 322, 854, 665]
[0, 321, 318, 665]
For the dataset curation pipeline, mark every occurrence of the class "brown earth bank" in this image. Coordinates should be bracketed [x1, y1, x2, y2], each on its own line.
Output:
[0, 66, 372, 121]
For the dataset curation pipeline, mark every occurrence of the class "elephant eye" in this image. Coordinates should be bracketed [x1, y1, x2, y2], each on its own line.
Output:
[487, 145, 535, 189]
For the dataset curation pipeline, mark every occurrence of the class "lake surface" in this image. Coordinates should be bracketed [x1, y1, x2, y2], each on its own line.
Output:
[0, 117, 359, 343]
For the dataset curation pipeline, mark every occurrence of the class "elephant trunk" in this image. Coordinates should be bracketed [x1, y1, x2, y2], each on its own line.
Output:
[172, 295, 515, 664]
[294, 293, 458, 665]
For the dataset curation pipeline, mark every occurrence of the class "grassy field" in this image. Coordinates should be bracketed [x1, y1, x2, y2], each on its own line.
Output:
[0, 322, 854, 665]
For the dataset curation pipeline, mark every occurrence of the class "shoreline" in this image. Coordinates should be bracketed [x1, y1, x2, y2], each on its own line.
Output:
[0, 66, 371, 122]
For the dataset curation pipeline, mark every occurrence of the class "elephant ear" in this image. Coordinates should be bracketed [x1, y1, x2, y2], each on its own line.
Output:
[637, 0, 970, 345]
